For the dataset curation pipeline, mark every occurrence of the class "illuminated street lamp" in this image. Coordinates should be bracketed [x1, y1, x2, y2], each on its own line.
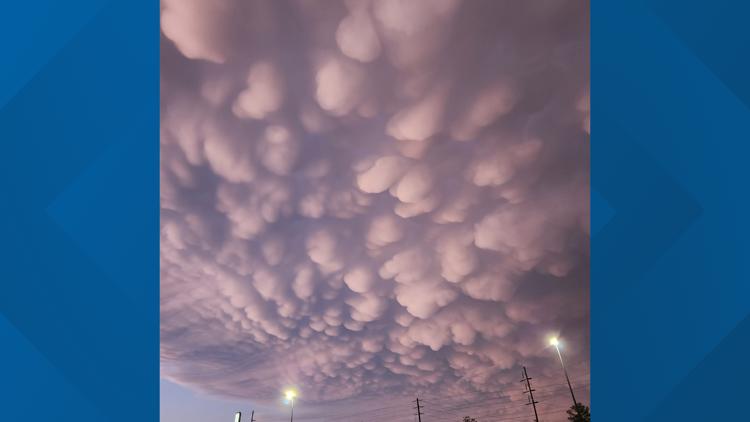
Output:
[549, 337, 580, 412]
[284, 389, 297, 422]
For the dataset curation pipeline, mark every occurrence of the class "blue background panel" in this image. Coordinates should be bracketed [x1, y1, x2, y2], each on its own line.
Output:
[0, 1, 158, 422]
[593, 0, 750, 421]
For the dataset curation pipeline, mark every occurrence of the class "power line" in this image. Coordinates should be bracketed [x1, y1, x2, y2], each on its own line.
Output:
[416, 383, 591, 422]
[283, 379, 590, 422]
[318, 400, 412, 422]
[419, 374, 590, 403]
[420, 382, 589, 414]
[427, 408, 572, 422]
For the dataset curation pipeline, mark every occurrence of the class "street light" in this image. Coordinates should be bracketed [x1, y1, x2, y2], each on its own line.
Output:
[549, 337, 580, 416]
[284, 389, 297, 422]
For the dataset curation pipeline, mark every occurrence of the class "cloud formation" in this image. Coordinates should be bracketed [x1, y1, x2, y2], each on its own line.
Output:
[161, 0, 589, 419]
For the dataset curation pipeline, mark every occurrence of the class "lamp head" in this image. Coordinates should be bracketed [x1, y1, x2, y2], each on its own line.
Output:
[285, 390, 297, 401]
[549, 337, 560, 347]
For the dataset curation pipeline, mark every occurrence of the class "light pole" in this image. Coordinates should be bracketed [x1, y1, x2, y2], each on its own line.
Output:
[285, 390, 297, 422]
[550, 337, 580, 415]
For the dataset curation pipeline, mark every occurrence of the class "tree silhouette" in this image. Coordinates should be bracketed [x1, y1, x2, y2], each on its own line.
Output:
[566, 403, 590, 422]
[462, 416, 477, 422]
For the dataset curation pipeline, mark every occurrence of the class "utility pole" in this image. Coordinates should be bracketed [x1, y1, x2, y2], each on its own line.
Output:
[414, 398, 423, 422]
[520, 366, 539, 422]
[250, 410, 256, 422]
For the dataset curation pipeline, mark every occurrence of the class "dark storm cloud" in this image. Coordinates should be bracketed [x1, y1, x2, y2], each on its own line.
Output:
[160, 0, 589, 419]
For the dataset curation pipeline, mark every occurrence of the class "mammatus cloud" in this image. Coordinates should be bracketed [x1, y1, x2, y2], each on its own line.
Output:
[161, 0, 589, 420]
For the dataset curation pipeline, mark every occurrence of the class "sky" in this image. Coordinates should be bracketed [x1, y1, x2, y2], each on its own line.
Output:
[160, 1, 590, 421]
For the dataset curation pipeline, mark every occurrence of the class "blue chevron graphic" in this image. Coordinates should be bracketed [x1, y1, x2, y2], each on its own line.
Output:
[0, 1, 158, 422]
[594, 1, 750, 421]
